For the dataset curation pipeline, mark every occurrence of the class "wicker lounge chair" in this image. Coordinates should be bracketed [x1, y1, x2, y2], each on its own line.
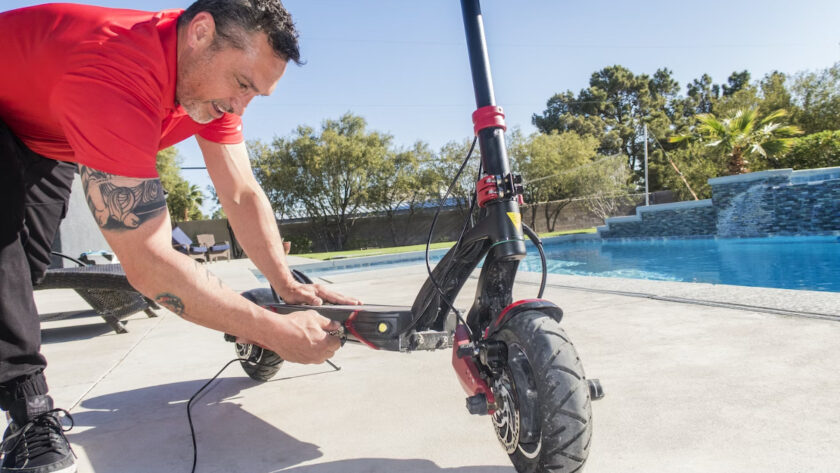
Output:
[196, 234, 231, 262]
[37, 254, 159, 334]
[172, 226, 208, 262]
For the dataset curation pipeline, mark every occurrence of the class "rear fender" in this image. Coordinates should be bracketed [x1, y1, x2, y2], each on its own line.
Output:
[485, 299, 563, 339]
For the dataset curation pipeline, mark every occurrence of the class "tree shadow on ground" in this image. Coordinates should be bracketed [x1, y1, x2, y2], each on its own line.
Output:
[69, 377, 322, 473]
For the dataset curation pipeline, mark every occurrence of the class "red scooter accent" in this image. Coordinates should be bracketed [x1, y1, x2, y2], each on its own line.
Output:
[345, 310, 380, 350]
[493, 298, 543, 327]
[486, 299, 565, 338]
[472, 105, 506, 136]
[451, 325, 496, 410]
[476, 175, 499, 208]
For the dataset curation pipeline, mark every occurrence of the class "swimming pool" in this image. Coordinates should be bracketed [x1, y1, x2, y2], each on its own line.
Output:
[519, 235, 840, 292]
[281, 235, 840, 293]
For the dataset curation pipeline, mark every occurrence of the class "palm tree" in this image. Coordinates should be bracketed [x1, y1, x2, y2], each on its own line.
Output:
[183, 184, 204, 221]
[166, 181, 205, 222]
[670, 108, 802, 175]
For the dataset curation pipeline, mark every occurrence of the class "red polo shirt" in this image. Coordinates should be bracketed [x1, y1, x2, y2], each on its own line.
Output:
[0, 3, 244, 178]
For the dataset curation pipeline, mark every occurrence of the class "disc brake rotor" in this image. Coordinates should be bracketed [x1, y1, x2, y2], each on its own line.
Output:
[492, 370, 520, 454]
[235, 343, 256, 360]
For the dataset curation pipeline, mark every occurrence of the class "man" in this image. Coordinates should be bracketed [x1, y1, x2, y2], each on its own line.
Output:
[0, 1, 359, 472]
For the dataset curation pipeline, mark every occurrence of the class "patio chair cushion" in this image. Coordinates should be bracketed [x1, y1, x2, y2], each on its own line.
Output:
[171, 226, 194, 246]
[172, 227, 208, 256]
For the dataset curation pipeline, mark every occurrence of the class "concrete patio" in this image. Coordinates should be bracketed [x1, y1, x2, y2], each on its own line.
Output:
[16, 256, 840, 472]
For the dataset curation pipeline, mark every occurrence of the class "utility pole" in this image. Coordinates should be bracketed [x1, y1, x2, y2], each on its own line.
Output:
[644, 123, 649, 206]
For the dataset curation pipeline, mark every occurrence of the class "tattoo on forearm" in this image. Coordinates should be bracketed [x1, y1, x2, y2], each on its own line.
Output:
[79, 165, 166, 230]
[155, 293, 185, 316]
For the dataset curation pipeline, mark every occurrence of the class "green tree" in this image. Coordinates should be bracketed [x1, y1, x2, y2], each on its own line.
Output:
[790, 62, 840, 133]
[722, 70, 751, 97]
[777, 130, 840, 170]
[532, 65, 678, 182]
[205, 185, 227, 220]
[250, 113, 392, 250]
[670, 108, 802, 175]
[685, 73, 721, 115]
[658, 142, 720, 200]
[509, 130, 602, 230]
[432, 139, 481, 217]
[579, 154, 636, 221]
[759, 71, 793, 115]
[248, 139, 298, 220]
[367, 141, 438, 246]
[155, 147, 205, 222]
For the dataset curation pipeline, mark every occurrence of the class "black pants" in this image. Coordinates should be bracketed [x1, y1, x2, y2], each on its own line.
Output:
[0, 121, 76, 409]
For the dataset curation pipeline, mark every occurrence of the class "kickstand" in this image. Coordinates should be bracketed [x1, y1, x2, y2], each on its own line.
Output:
[326, 360, 341, 371]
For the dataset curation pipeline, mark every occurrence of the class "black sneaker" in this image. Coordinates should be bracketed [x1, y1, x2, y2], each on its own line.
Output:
[1, 395, 75, 473]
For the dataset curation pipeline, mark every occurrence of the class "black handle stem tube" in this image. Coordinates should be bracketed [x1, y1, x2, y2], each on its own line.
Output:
[460, 0, 511, 178]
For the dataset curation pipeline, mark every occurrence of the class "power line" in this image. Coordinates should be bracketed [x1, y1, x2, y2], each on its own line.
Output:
[303, 37, 822, 50]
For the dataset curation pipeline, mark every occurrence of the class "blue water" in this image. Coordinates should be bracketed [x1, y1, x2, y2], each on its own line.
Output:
[292, 235, 840, 293]
[519, 236, 840, 292]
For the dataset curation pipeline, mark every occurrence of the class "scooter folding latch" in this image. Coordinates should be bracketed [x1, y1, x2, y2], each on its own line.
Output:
[476, 175, 499, 208]
[472, 105, 506, 136]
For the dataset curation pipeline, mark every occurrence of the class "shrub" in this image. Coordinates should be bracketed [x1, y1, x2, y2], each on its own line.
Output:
[778, 130, 840, 170]
[282, 235, 312, 254]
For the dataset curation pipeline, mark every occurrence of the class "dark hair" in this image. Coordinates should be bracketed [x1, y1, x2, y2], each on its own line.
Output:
[179, 0, 302, 64]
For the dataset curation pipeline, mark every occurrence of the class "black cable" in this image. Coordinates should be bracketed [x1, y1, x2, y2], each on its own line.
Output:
[521, 224, 547, 299]
[452, 159, 483, 256]
[425, 137, 478, 339]
[187, 355, 341, 473]
[188, 358, 243, 473]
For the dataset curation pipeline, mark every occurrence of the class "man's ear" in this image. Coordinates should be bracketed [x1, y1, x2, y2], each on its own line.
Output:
[187, 11, 216, 48]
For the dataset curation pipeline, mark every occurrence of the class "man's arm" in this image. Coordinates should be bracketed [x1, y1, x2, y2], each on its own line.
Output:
[77, 165, 341, 364]
[197, 136, 360, 306]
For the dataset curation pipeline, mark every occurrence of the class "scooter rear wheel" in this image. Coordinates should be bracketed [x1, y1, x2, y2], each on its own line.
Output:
[238, 288, 285, 381]
[490, 311, 592, 473]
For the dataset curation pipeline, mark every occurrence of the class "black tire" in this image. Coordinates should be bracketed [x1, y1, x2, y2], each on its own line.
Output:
[490, 311, 592, 473]
[238, 288, 285, 382]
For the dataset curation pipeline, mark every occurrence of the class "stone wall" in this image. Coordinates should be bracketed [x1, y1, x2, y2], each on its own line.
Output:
[598, 200, 716, 238]
[598, 167, 840, 239]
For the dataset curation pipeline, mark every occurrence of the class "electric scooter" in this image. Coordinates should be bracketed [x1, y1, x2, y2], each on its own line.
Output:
[228, 1, 602, 471]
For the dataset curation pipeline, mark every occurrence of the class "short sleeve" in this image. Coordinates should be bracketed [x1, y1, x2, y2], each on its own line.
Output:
[198, 112, 244, 144]
[51, 66, 161, 178]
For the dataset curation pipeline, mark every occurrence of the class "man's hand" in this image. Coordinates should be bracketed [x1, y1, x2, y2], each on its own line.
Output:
[263, 309, 342, 364]
[278, 281, 362, 306]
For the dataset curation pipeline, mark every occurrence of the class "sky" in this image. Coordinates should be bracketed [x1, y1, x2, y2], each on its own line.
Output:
[5, 0, 840, 214]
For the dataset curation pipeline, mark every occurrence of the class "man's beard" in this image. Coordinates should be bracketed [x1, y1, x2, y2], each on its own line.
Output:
[179, 97, 214, 124]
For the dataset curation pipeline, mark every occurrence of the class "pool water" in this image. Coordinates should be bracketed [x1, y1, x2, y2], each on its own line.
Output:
[519, 236, 840, 292]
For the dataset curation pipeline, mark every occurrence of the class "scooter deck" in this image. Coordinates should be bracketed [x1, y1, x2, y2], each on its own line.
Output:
[263, 303, 452, 352]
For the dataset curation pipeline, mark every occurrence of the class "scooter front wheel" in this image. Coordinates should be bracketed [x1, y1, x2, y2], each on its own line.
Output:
[238, 288, 285, 381]
[490, 311, 592, 473]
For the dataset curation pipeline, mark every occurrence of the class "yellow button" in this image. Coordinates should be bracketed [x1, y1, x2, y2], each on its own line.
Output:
[378, 322, 388, 333]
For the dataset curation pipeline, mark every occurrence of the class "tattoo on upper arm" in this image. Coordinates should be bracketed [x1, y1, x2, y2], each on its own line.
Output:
[155, 293, 185, 316]
[79, 165, 166, 231]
